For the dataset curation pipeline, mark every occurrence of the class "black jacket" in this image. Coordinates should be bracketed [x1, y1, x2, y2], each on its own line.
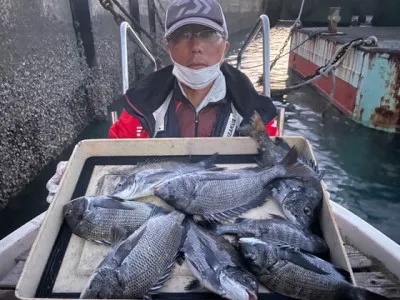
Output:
[123, 62, 277, 137]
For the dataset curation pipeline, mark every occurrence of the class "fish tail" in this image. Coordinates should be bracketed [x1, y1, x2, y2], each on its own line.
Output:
[240, 111, 271, 142]
[347, 286, 390, 300]
[277, 147, 318, 179]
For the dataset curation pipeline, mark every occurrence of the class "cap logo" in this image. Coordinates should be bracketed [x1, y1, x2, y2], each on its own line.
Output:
[175, 0, 212, 18]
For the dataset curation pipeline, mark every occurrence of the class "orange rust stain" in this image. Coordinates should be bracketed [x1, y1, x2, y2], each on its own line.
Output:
[370, 105, 400, 128]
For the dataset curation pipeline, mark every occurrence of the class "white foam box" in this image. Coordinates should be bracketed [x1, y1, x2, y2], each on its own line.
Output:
[16, 137, 353, 300]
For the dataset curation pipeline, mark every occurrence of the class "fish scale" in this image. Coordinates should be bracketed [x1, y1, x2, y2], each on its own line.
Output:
[260, 262, 349, 299]
[213, 216, 328, 254]
[182, 222, 258, 300]
[64, 196, 166, 245]
[239, 238, 390, 300]
[80, 207, 152, 239]
[155, 147, 312, 222]
[118, 212, 185, 298]
[110, 153, 220, 200]
[80, 211, 185, 299]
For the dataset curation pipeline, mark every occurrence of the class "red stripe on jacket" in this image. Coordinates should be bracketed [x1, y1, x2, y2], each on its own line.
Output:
[109, 109, 279, 138]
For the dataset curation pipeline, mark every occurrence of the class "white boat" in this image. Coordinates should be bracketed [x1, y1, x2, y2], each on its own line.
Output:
[1, 201, 399, 298]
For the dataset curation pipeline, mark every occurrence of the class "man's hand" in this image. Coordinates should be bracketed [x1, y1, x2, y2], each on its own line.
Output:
[46, 161, 68, 203]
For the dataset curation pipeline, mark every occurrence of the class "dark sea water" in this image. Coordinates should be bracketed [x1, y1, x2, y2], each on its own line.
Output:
[1, 24, 400, 244]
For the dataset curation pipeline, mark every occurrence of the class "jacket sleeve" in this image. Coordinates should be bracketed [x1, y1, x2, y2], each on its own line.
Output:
[108, 110, 150, 139]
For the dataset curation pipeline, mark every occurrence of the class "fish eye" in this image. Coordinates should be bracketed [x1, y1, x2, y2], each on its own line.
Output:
[304, 207, 311, 215]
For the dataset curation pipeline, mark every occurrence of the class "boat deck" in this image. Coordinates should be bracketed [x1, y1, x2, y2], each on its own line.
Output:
[1, 243, 399, 300]
[344, 244, 400, 299]
[297, 26, 400, 55]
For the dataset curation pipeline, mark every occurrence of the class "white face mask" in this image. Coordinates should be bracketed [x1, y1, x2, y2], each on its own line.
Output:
[170, 53, 224, 90]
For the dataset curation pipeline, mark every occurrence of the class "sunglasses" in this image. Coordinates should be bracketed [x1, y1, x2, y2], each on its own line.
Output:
[167, 29, 225, 44]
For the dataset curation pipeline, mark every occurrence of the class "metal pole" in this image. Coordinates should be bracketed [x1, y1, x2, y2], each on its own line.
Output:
[147, 0, 157, 50]
[261, 16, 271, 97]
[111, 111, 118, 124]
[237, 15, 271, 97]
[277, 107, 285, 136]
[120, 22, 157, 94]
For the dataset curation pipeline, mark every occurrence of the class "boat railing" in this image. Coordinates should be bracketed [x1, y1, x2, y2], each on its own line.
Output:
[111, 21, 158, 124]
[236, 15, 285, 136]
[120, 21, 158, 94]
[237, 14, 271, 98]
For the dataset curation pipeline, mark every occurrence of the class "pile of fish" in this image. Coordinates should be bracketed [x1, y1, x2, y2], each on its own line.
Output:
[63, 112, 388, 300]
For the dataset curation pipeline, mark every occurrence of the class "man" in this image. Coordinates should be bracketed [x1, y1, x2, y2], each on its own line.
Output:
[46, 0, 278, 202]
[109, 0, 278, 138]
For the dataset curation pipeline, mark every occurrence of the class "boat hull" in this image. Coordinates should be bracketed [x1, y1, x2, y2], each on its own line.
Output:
[289, 28, 400, 133]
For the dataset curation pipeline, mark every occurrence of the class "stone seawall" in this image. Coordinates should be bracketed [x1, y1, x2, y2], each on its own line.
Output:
[0, 0, 267, 209]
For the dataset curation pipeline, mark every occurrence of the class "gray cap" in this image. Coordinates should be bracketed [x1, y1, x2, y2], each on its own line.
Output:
[164, 0, 228, 38]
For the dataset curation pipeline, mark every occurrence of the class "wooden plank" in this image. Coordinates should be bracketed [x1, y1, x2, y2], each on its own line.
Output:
[361, 286, 400, 300]
[354, 272, 400, 299]
[344, 244, 374, 269]
[0, 261, 25, 289]
[355, 272, 399, 287]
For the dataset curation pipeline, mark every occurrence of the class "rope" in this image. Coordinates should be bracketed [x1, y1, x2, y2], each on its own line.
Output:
[271, 36, 377, 96]
[270, 0, 306, 70]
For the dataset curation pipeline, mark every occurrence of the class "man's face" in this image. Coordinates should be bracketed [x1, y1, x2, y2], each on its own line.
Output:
[166, 24, 229, 69]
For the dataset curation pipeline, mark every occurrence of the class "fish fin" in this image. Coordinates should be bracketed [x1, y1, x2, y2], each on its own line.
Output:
[279, 145, 299, 167]
[298, 156, 325, 179]
[110, 226, 129, 246]
[185, 279, 201, 291]
[91, 196, 136, 210]
[279, 149, 319, 179]
[239, 111, 270, 141]
[149, 260, 176, 292]
[204, 189, 269, 222]
[250, 110, 268, 134]
[207, 167, 227, 171]
[280, 249, 330, 275]
[268, 213, 287, 220]
[198, 152, 219, 169]
[88, 239, 111, 246]
[136, 156, 189, 167]
[274, 137, 291, 151]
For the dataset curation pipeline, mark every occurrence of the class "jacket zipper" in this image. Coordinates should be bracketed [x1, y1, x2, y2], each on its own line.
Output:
[194, 113, 199, 137]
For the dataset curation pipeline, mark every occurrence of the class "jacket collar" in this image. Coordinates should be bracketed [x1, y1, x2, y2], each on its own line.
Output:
[123, 62, 277, 136]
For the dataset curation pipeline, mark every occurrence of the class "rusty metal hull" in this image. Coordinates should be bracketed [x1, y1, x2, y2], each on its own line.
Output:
[289, 28, 400, 133]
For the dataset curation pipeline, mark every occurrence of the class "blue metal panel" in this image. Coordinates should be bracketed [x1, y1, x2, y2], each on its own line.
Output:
[355, 53, 399, 132]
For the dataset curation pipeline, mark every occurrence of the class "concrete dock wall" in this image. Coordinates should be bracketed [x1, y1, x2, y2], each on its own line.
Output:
[0, 0, 266, 209]
[0, 0, 133, 209]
